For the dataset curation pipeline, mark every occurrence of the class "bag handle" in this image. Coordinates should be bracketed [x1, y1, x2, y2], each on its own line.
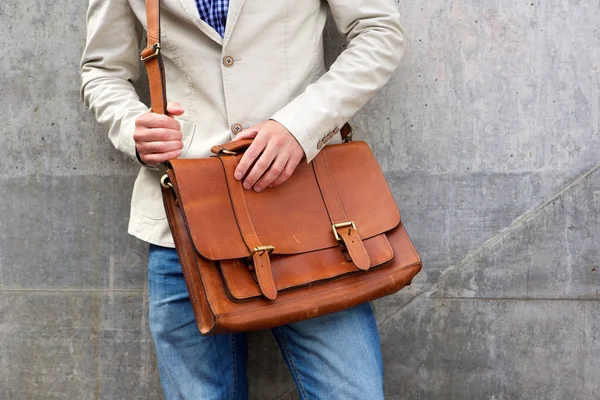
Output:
[210, 124, 354, 156]
[141, 0, 167, 116]
[211, 139, 254, 155]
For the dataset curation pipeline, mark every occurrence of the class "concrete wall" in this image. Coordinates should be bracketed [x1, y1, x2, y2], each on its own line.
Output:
[1, 0, 599, 398]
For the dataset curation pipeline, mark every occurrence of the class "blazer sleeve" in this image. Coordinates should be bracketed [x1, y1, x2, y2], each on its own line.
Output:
[269, 0, 406, 162]
[80, 0, 148, 161]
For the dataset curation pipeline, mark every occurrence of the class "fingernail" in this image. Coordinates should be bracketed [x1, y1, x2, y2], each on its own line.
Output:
[234, 172, 242, 180]
[243, 182, 251, 190]
[254, 186, 262, 193]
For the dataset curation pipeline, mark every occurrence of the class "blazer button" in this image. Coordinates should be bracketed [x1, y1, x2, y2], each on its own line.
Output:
[231, 123, 243, 134]
[317, 140, 324, 150]
[222, 56, 235, 67]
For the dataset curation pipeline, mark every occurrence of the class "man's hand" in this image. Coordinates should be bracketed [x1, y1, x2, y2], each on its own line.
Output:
[233, 120, 304, 192]
[134, 102, 185, 166]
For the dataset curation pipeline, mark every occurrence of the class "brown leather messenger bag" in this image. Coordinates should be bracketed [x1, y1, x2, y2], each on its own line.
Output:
[140, 0, 422, 335]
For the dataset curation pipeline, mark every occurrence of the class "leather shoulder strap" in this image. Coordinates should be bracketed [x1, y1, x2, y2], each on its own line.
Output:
[141, 0, 167, 115]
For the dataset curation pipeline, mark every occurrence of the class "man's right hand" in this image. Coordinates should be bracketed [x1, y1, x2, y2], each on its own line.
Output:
[134, 101, 185, 166]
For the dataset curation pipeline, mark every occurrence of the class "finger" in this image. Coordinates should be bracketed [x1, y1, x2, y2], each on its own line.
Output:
[253, 156, 287, 192]
[166, 101, 184, 116]
[136, 113, 181, 131]
[241, 144, 279, 190]
[141, 149, 183, 165]
[136, 139, 184, 155]
[268, 152, 303, 187]
[135, 127, 183, 143]
[234, 135, 268, 180]
[233, 128, 259, 141]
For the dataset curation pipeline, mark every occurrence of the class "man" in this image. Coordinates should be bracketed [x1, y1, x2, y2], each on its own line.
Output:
[81, 0, 405, 398]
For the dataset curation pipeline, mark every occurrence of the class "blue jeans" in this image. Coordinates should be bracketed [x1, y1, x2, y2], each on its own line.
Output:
[148, 244, 384, 399]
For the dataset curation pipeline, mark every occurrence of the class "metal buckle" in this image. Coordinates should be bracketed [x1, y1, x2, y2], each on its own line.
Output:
[247, 246, 275, 268]
[160, 174, 173, 189]
[140, 43, 161, 61]
[219, 149, 238, 156]
[249, 246, 275, 258]
[332, 221, 357, 241]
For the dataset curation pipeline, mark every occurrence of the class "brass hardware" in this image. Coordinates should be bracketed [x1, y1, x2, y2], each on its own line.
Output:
[140, 43, 161, 61]
[249, 245, 275, 258]
[160, 174, 173, 189]
[219, 149, 238, 156]
[247, 245, 275, 269]
[332, 221, 357, 241]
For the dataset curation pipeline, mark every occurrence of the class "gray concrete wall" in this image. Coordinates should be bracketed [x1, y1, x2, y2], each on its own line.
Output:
[1, 0, 599, 399]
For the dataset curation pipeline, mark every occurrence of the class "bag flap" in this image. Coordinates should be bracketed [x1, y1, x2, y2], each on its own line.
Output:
[220, 233, 395, 301]
[168, 141, 400, 260]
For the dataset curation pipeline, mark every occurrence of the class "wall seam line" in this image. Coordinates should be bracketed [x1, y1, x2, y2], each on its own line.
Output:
[378, 162, 600, 327]
[427, 162, 600, 297]
[275, 386, 296, 400]
[0, 288, 144, 293]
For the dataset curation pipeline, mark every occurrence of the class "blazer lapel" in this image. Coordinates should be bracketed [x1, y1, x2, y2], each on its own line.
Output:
[222, 0, 247, 46]
[177, 0, 224, 45]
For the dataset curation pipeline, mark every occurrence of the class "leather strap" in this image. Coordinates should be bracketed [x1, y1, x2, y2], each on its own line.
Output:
[219, 155, 278, 300]
[142, 0, 167, 115]
[313, 151, 370, 270]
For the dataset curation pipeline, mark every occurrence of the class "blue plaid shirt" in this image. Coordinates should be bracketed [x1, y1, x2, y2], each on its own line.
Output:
[195, 0, 230, 37]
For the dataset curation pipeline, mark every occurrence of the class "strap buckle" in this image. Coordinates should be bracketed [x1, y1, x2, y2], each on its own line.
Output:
[140, 43, 161, 61]
[332, 221, 357, 241]
[247, 246, 275, 269]
[249, 246, 275, 257]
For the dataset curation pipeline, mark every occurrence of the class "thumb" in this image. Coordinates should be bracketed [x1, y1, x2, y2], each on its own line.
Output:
[166, 101, 185, 117]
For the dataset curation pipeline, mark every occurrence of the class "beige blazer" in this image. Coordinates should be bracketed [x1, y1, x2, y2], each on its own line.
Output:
[81, 0, 405, 247]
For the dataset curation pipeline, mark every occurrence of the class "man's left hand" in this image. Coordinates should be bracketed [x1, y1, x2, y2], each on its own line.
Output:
[234, 120, 304, 192]
[233, 120, 304, 192]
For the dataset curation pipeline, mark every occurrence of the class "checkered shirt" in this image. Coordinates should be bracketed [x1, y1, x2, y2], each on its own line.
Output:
[195, 0, 230, 37]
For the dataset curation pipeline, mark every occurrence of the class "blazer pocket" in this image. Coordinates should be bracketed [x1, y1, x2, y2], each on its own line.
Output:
[178, 118, 196, 158]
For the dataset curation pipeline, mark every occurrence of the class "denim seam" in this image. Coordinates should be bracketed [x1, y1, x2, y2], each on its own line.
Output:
[154, 335, 179, 397]
[148, 251, 180, 398]
[231, 334, 237, 400]
[274, 330, 310, 400]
